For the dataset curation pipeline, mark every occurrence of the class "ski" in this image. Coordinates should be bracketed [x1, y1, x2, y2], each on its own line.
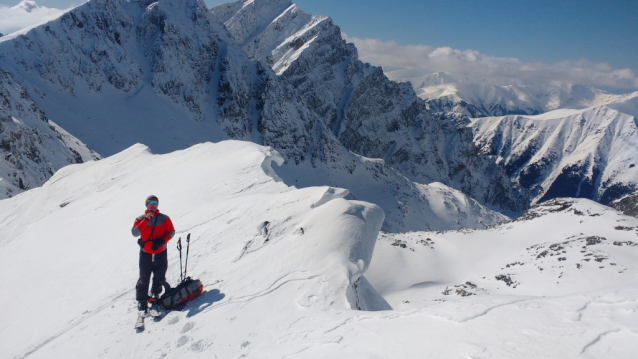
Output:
[148, 306, 161, 319]
[134, 313, 145, 330]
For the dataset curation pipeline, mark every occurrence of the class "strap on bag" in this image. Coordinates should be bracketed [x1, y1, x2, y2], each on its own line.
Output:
[143, 215, 158, 243]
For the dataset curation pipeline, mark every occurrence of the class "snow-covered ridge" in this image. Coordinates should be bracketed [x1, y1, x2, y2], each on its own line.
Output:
[369, 197, 638, 302]
[470, 105, 638, 205]
[0, 140, 390, 358]
[2, 146, 635, 357]
[213, 0, 330, 75]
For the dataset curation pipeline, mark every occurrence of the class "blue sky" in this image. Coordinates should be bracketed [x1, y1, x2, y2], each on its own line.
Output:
[1, 0, 637, 89]
[291, 0, 638, 74]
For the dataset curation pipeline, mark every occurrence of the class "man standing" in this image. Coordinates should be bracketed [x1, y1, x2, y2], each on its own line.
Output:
[131, 195, 175, 313]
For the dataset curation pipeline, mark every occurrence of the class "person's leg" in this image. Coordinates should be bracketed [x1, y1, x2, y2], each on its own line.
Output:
[136, 251, 153, 303]
[151, 250, 168, 296]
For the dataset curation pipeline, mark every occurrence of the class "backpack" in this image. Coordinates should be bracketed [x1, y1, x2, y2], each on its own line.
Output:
[153, 278, 203, 309]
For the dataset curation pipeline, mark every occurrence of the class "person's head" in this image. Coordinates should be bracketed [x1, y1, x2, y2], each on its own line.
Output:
[146, 195, 159, 211]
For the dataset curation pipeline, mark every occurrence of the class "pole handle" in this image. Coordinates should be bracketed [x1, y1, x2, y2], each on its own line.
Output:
[184, 233, 191, 280]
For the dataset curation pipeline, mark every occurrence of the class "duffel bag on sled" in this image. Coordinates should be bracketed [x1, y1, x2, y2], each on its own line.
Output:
[154, 277, 203, 309]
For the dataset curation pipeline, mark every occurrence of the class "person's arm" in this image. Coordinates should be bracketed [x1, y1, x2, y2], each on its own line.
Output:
[131, 217, 147, 237]
[163, 217, 176, 242]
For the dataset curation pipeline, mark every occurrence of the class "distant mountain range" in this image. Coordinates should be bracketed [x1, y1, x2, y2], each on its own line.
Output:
[0, 0, 636, 224]
[386, 70, 638, 118]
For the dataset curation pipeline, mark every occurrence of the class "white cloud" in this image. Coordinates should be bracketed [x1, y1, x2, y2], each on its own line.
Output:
[0, 0, 75, 35]
[344, 35, 638, 89]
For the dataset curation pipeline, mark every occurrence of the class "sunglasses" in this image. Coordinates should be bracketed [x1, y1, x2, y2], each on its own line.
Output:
[147, 201, 159, 205]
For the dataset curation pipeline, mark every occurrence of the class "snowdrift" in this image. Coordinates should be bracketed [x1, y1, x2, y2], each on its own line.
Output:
[0, 140, 389, 358]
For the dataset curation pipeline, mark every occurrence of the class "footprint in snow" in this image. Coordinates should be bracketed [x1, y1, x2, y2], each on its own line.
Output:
[181, 322, 195, 333]
[176, 335, 190, 347]
[190, 340, 207, 352]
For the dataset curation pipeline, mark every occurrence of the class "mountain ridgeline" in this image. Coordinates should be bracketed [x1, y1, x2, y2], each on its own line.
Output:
[0, 0, 635, 216]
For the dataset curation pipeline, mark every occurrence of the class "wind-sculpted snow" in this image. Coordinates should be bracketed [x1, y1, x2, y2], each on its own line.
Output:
[470, 106, 638, 205]
[0, 140, 390, 358]
[0, 68, 99, 199]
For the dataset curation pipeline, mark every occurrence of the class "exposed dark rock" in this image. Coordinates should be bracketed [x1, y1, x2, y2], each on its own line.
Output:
[609, 190, 638, 217]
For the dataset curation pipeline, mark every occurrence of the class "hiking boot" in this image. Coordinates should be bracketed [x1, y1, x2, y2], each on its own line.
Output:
[137, 300, 148, 313]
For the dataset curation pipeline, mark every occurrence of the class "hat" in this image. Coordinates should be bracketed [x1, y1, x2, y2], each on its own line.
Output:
[145, 195, 159, 205]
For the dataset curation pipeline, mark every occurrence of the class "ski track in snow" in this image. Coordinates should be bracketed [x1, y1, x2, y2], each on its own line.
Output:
[580, 329, 621, 354]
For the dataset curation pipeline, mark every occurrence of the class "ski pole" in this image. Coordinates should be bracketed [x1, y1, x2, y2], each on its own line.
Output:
[184, 233, 191, 280]
[177, 237, 183, 282]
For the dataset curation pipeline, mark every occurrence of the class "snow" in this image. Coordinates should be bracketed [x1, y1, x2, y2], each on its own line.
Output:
[1, 142, 636, 358]
[470, 105, 638, 205]
[0, 140, 389, 358]
[386, 70, 638, 119]
[0, 68, 100, 199]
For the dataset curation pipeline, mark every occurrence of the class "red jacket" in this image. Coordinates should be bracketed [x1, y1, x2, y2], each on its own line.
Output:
[132, 210, 175, 254]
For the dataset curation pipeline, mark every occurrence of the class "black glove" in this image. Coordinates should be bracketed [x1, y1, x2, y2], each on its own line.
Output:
[151, 238, 165, 251]
[137, 238, 144, 248]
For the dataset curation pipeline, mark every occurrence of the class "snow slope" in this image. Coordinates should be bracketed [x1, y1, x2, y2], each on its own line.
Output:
[0, 140, 390, 358]
[470, 105, 638, 206]
[366, 198, 638, 357]
[2, 142, 636, 358]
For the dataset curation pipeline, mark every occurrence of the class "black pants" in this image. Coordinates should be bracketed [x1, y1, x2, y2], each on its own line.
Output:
[135, 250, 168, 301]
